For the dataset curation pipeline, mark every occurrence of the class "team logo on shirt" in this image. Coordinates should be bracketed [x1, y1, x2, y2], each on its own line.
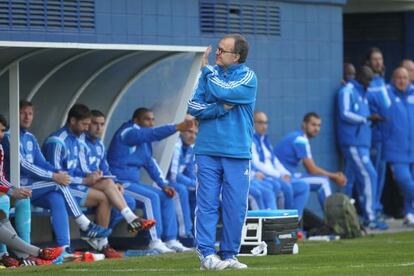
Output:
[408, 95, 414, 104]
[96, 146, 102, 156]
[26, 141, 33, 151]
[362, 155, 370, 164]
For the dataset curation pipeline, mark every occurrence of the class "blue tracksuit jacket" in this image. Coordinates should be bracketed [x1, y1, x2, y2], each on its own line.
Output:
[167, 137, 196, 188]
[337, 80, 372, 148]
[273, 130, 312, 174]
[107, 120, 176, 186]
[78, 133, 112, 175]
[42, 126, 85, 184]
[368, 75, 387, 143]
[2, 129, 58, 186]
[187, 63, 257, 159]
[373, 84, 414, 162]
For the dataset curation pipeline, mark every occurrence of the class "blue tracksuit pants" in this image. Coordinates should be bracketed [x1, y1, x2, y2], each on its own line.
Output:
[169, 182, 193, 237]
[298, 174, 331, 206]
[249, 180, 277, 210]
[249, 180, 265, 209]
[371, 141, 386, 214]
[390, 163, 414, 215]
[123, 182, 178, 241]
[195, 155, 250, 260]
[29, 181, 83, 247]
[265, 177, 309, 217]
[342, 146, 377, 222]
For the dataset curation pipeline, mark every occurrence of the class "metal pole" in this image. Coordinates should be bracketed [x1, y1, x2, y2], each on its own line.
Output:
[9, 62, 20, 188]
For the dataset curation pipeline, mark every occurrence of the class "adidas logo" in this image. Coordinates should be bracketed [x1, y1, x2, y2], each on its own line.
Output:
[244, 169, 249, 176]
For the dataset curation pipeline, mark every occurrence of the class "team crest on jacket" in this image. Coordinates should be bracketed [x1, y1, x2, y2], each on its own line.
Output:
[408, 95, 414, 104]
[26, 141, 33, 151]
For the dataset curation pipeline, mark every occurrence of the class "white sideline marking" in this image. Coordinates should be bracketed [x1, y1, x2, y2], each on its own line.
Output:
[65, 262, 414, 272]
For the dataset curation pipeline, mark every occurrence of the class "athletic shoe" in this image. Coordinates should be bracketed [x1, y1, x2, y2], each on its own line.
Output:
[1, 255, 20, 268]
[101, 245, 123, 259]
[366, 220, 389, 230]
[20, 256, 52, 266]
[80, 222, 112, 239]
[128, 218, 156, 233]
[200, 254, 230, 270]
[165, 240, 193, 252]
[149, 239, 175, 254]
[225, 257, 248, 269]
[38, 247, 64, 261]
[403, 213, 414, 227]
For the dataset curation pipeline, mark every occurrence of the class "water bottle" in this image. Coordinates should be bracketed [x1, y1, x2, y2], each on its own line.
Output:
[124, 249, 160, 257]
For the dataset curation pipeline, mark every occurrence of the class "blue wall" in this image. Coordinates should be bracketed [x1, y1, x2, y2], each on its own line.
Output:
[0, 0, 346, 171]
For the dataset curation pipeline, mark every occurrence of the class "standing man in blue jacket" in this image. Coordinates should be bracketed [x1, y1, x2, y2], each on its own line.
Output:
[337, 66, 388, 230]
[371, 67, 414, 226]
[365, 48, 388, 220]
[187, 33, 257, 270]
[108, 107, 193, 254]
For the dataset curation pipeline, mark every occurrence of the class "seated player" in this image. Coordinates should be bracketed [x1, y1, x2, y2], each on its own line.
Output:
[78, 110, 155, 233]
[274, 112, 346, 208]
[167, 120, 198, 239]
[42, 104, 120, 257]
[252, 111, 309, 217]
[108, 107, 193, 253]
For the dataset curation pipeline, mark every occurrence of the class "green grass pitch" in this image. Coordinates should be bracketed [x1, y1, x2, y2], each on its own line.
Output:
[3, 231, 414, 275]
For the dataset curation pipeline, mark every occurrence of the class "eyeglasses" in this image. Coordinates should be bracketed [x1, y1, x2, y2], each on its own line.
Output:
[216, 46, 237, 55]
[254, 121, 268, 125]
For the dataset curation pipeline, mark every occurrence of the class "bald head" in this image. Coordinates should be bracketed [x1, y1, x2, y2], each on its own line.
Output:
[254, 111, 268, 135]
[356, 65, 374, 89]
[343, 63, 356, 82]
[400, 59, 414, 82]
[392, 67, 410, 92]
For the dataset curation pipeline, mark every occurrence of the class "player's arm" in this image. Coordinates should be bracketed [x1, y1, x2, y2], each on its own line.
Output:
[120, 124, 177, 146]
[338, 88, 368, 124]
[302, 158, 346, 186]
[144, 157, 176, 197]
[188, 71, 232, 120]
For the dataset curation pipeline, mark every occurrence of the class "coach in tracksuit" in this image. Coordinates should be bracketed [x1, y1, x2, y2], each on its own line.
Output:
[108, 107, 193, 253]
[187, 34, 257, 270]
[371, 67, 414, 226]
[337, 66, 388, 230]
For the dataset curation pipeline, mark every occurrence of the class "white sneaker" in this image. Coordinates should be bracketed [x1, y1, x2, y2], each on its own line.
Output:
[226, 258, 248, 269]
[165, 240, 193, 252]
[404, 213, 414, 227]
[200, 254, 230, 270]
[149, 239, 175, 254]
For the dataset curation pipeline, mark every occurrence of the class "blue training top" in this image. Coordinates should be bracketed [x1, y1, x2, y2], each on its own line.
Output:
[373, 83, 414, 162]
[273, 130, 312, 174]
[336, 80, 372, 148]
[187, 63, 257, 159]
[107, 120, 176, 187]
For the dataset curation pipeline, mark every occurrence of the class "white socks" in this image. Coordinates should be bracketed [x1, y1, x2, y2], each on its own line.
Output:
[121, 207, 137, 223]
[75, 215, 91, 231]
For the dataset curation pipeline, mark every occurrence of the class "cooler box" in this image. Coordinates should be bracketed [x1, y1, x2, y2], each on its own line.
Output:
[239, 209, 299, 256]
